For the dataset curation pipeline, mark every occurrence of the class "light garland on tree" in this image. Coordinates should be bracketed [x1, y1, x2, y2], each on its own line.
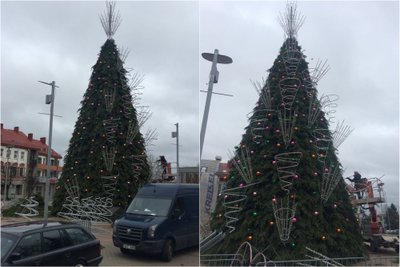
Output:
[103, 118, 120, 144]
[274, 152, 302, 192]
[320, 164, 342, 203]
[278, 109, 297, 147]
[272, 195, 297, 242]
[228, 146, 254, 184]
[102, 146, 116, 173]
[103, 87, 116, 113]
[222, 181, 262, 233]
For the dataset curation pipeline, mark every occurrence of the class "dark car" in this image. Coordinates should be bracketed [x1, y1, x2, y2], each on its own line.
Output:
[1, 220, 102, 266]
[113, 183, 199, 261]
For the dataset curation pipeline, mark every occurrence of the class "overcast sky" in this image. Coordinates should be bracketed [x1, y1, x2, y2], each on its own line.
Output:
[1, 1, 399, 205]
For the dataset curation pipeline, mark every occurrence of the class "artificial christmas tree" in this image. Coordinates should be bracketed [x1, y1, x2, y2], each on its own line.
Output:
[52, 2, 150, 219]
[208, 3, 365, 262]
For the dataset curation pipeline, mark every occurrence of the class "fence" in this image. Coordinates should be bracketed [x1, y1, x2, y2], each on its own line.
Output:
[74, 219, 92, 232]
[200, 255, 399, 266]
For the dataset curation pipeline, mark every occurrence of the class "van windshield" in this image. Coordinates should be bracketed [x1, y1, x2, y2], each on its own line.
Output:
[126, 197, 172, 216]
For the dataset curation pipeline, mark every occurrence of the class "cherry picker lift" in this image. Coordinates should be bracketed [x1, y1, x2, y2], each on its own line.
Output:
[346, 175, 399, 252]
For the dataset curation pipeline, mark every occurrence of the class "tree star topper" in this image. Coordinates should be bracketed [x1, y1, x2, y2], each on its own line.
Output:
[100, 1, 121, 39]
[278, 1, 306, 39]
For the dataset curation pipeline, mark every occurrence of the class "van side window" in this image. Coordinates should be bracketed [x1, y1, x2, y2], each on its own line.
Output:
[43, 230, 63, 252]
[64, 228, 93, 245]
[13, 233, 41, 259]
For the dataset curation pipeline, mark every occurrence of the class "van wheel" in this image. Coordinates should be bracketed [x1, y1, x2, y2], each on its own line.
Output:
[74, 260, 86, 267]
[161, 239, 174, 262]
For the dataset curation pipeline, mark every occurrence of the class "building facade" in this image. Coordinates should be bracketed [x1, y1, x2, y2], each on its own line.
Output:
[179, 166, 199, 184]
[200, 156, 230, 237]
[1, 124, 62, 202]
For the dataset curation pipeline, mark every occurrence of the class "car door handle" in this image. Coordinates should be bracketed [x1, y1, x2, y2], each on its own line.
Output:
[65, 252, 72, 258]
[34, 260, 41, 266]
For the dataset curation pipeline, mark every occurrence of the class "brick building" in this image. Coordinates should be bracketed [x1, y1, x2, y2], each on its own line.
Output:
[1, 124, 62, 201]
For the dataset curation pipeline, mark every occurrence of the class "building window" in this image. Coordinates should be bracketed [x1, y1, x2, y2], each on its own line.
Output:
[1, 148, 3, 157]
[13, 151, 18, 159]
[37, 170, 45, 177]
[19, 167, 24, 177]
[16, 185, 23, 195]
[10, 166, 17, 178]
[20, 151, 25, 160]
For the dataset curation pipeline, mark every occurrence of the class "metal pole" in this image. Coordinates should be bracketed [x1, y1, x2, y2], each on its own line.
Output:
[175, 123, 180, 183]
[4, 148, 11, 201]
[43, 81, 56, 223]
[200, 49, 219, 158]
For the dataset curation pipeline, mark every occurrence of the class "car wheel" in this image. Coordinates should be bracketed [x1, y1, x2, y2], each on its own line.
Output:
[161, 239, 174, 262]
[74, 260, 86, 267]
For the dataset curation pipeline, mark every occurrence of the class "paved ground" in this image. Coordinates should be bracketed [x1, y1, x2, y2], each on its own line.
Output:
[1, 216, 397, 266]
[1, 216, 199, 266]
[91, 222, 199, 266]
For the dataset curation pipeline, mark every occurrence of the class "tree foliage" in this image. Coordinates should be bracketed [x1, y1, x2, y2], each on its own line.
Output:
[52, 38, 149, 215]
[385, 203, 399, 230]
[209, 38, 366, 260]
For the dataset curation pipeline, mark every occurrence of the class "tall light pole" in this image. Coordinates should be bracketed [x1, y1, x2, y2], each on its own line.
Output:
[3, 147, 11, 201]
[172, 123, 180, 183]
[200, 49, 232, 158]
[39, 80, 58, 223]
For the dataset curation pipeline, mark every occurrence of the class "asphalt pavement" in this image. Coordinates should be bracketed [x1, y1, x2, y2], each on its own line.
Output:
[2, 216, 397, 266]
[1, 216, 200, 266]
[91, 222, 199, 266]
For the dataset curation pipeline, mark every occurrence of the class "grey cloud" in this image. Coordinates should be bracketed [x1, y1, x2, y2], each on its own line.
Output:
[1, 1, 398, 206]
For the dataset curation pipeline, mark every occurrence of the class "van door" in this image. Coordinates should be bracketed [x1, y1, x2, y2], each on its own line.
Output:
[170, 196, 189, 250]
[183, 194, 199, 248]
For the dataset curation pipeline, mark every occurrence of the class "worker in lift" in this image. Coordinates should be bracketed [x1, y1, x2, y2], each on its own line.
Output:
[346, 171, 364, 199]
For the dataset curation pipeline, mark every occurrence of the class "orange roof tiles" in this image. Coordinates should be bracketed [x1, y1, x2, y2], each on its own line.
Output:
[1, 125, 62, 159]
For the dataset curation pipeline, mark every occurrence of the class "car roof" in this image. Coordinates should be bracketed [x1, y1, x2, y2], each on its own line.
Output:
[1, 220, 81, 236]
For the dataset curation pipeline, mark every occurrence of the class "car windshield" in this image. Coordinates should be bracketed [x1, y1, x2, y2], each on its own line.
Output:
[1, 233, 17, 259]
[126, 196, 172, 216]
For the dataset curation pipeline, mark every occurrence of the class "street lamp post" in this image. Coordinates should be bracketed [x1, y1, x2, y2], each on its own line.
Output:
[39, 80, 58, 223]
[4, 147, 11, 201]
[172, 123, 180, 183]
[200, 49, 232, 158]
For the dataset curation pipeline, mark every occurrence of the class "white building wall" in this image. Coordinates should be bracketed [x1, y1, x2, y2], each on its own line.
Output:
[1, 145, 29, 199]
[1, 146, 29, 167]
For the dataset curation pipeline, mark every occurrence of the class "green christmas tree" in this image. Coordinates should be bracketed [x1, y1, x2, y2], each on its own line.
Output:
[209, 3, 365, 261]
[52, 2, 149, 216]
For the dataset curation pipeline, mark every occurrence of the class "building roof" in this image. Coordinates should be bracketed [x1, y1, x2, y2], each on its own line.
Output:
[1, 124, 62, 159]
